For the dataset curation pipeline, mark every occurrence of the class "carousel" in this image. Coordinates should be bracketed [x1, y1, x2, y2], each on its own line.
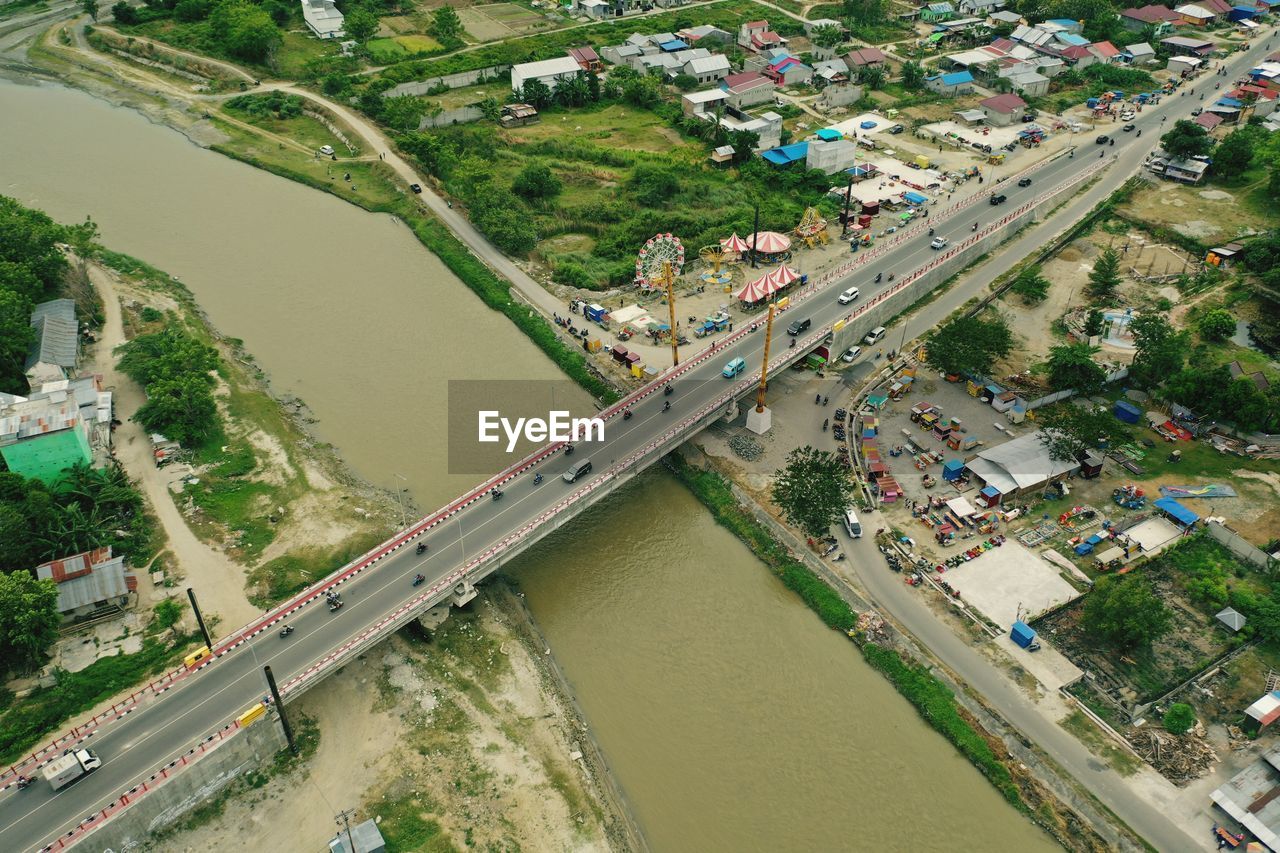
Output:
[743, 230, 792, 262]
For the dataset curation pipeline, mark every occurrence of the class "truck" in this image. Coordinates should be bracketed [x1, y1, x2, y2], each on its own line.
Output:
[42, 748, 102, 792]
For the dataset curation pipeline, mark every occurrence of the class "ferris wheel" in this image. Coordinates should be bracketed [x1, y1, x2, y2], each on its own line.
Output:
[635, 233, 685, 287]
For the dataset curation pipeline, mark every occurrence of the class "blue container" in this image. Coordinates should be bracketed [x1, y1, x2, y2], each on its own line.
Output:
[1011, 621, 1036, 649]
[942, 459, 965, 481]
[1074, 542, 1095, 556]
[1113, 400, 1141, 424]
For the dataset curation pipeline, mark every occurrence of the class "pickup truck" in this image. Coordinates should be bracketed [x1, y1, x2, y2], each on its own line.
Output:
[42, 748, 102, 791]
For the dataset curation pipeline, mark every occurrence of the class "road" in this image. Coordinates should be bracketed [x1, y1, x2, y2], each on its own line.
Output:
[1, 17, 1275, 850]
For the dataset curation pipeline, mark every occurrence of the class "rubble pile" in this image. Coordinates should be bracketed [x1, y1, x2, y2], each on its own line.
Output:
[1129, 725, 1218, 785]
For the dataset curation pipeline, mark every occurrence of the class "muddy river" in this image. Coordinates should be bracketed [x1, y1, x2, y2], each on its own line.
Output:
[0, 77, 1055, 852]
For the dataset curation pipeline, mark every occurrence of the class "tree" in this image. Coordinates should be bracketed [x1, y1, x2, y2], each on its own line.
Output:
[261, 0, 290, 26]
[519, 78, 553, 110]
[811, 24, 845, 50]
[512, 162, 561, 200]
[1163, 703, 1196, 735]
[1159, 119, 1213, 161]
[1211, 127, 1254, 178]
[1196, 308, 1236, 342]
[429, 6, 463, 42]
[135, 374, 219, 447]
[671, 73, 698, 92]
[1037, 402, 1131, 462]
[771, 446, 857, 538]
[554, 71, 591, 107]
[1009, 264, 1050, 304]
[81, 0, 99, 20]
[380, 95, 428, 132]
[857, 64, 887, 89]
[152, 597, 186, 635]
[343, 7, 379, 44]
[1269, 164, 1280, 204]
[1087, 247, 1122, 301]
[1082, 574, 1171, 650]
[1084, 308, 1105, 339]
[900, 60, 925, 92]
[111, 1, 138, 23]
[1129, 312, 1187, 388]
[0, 288, 35, 393]
[176, 0, 213, 21]
[118, 327, 218, 388]
[209, 0, 282, 62]
[1045, 342, 1107, 394]
[842, 0, 888, 27]
[925, 313, 1013, 378]
[0, 571, 61, 674]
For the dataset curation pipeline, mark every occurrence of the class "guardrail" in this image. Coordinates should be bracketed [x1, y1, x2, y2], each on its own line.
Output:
[15, 151, 1119, 853]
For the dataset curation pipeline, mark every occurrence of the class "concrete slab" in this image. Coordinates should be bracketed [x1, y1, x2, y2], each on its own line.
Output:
[1121, 517, 1182, 553]
[942, 540, 1081, 628]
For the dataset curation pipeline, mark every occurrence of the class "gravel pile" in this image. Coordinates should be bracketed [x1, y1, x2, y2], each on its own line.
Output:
[729, 434, 763, 461]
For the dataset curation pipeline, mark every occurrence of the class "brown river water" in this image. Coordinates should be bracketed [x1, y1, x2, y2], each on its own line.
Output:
[0, 77, 1055, 852]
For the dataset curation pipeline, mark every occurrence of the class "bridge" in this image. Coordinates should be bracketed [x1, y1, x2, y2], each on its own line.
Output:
[0, 62, 1242, 849]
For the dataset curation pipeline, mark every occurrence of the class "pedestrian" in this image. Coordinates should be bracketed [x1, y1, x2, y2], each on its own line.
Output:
[815, 393, 822, 404]
[823, 396, 829, 406]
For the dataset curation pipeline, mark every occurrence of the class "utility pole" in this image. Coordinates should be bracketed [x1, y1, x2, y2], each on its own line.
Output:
[750, 205, 760, 269]
[746, 304, 775, 435]
[840, 175, 853, 236]
[264, 666, 297, 754]
[335, 808, 357, 853]
[186, 588, 212, 649]
[663, 261, 679, 366]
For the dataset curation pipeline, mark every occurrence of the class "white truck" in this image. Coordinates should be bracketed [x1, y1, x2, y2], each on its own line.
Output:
[42, 748, 102, 791]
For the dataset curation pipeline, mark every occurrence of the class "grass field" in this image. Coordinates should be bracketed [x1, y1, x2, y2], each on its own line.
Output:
[1117, 178, 1276, 246]
[504, 103, 689, 155]
[367, 33, 445, 63]
[222, 101, 349, 154]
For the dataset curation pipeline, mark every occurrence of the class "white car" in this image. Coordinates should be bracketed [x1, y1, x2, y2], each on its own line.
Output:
[841, 346, 861, 363]
[318, 145, 335, 156]
[838, 286, 860, 304]
[930, 237, 948, 250]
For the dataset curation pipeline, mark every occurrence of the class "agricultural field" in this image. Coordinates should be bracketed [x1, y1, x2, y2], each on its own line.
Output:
[367, 34, 445, 63]
[457, 3, 554, 42]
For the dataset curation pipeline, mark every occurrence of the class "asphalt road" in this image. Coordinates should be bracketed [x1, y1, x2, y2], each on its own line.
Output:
[2, 30, 1275, 851]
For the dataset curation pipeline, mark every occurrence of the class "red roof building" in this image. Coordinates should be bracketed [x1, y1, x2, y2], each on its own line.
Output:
[567, 46, 602, 71]
[845, 47, 887, 67]
[1090, 40, 1121, 60]
[1121, 4, 1183, 23]
[1194, 111, 1224, 129]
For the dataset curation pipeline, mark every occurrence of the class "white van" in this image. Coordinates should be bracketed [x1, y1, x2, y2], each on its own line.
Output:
[843, 508, 863, 538]
[838, 286, 860, 304]
[864, 326, 887, 346]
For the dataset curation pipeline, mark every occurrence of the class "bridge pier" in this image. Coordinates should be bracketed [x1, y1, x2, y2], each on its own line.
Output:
[745, 405, 772, 435]
[452, 579, 478, 608]
[721, 400, 739, 423]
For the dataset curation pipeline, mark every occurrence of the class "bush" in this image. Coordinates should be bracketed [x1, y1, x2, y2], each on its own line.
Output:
[512, 162, 562, 200]
[1163, 702, 1196, 735]
[551, 261, 594, 289]
[1196, 308, 1236, 343]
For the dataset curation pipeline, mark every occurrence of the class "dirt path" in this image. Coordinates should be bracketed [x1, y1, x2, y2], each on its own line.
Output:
[86, 262, 260, 630]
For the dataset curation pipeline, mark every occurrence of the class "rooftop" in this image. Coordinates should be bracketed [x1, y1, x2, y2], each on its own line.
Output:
[980, 92, 1027, 113]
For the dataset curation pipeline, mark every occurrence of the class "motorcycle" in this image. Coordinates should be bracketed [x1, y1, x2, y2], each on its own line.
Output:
[971, 223, 978, 232]
[280, 625, 294, 638]
[789, 338, 797, 349]
[874, 272, 883, 283]
[623, 410, 633, 421]
[887, 273, 895, 281]
[491, 488, 503, 501]
[564, 443, 575, 456]
[413, 574, 425, 587]
[16, 776, 30, 790]
[416, 542, 427, 555]
[663, 384, 673, 397]
[534, 473, 543, 485]
[822, 418, 829, 432]
[928, 228, 935, 237]
[328, 600, 343, 613]
[663, 400, 671, 412]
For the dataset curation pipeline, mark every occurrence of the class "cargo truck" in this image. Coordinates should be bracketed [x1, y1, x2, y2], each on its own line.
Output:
[42, 748, 102, 791]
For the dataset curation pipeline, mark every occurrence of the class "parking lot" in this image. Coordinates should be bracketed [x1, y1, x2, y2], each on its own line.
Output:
[942, 539, 1082, 628]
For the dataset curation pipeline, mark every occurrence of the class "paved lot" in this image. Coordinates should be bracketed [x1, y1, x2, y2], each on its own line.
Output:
[943, 539, 1082, 629]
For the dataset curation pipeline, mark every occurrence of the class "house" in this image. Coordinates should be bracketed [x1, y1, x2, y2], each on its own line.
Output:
[739, 20, 786, 53]
[819, 81, 864, 108]
[1217, 606, 1247, 633]
[844, 47, 887, 68]
[678, 25, 732, 44]
[1120, 4, 1183, 32]
[1147, 154, 1210, 182]
[1005, 68, 1049, 95]
[806, 139, 859, 173]
[1211, 744, 1280, 849]
[964, 431, 1080, 498]
[710, 144, 736, 165]
[804, 17, 845, 35]
[600, 43, 642, 65]
[1195, 110, 1225, 130]
[1042, 17, 1084, 33]
[1161, 35, 1216, 55]
[959, 0, 1006, 14]
[988, 9, 1023, 25]
[925, 69, 975, 95]
[36, 547, 136, 620]
[1011, 23, 1055, 48]
[1168, 54, 1205, 74]
[510, 56, 584, 95]
[25, 299, 78, 389]
[954, 107, 987, 125]
[716, 107, 783, 149]
[921, 2, 956, 22]
[1057, 44, 1101, 69]
[329, 818, 387, 853]
[813, 57, 850, 85]
[300, 0, 344, 39]
[978, 92, 1027, 125]
[567, 46, 603, 72]
[684, 54, 732, 83]
[1124, 41, 1157, 63]
[0, 390, 96, 486]
[1088, 40, 1123, 63]
[721, 71, 776, 107]
[761, 141, 809, 166]
[577, 0, 609, 19]
[766, 55, 813, 86]
[682, 88, 729, 117]
[499, 103, 539, 127]
[1175, 2, 1219, 24]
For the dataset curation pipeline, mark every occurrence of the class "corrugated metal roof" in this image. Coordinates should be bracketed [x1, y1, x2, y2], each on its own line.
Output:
[26, 300, 78, 371]
[36, 548, 130, 613]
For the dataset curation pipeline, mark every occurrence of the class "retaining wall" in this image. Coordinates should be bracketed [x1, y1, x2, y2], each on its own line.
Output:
[1207, 520, 1277, 569]
[385, 65, 511, 98]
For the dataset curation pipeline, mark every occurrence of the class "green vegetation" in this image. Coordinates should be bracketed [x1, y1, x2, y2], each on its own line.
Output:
[1086, 246, 1121, 301]
[1008, 264, 1050, 304]
[1082, 574, 1171, 651]
[377, 794, 460, 853]
[1196, 308, 1236, 343]
[245, 532, 385, 607]
[1163, 702, 1196, 735]
[1036, 401, 1130, 463]
[117, 325, 221, 446]
[1059, 709, 1142, 776]
[1045, 342, 1106, 395]
[924, 312, 1013, 378]
[0, 572, 60, 674]
[1043, 63, 1156, 114]
[0, 629, 201, 764]
[771, 446, 858, 539]
[1160, 119, 1213, 161]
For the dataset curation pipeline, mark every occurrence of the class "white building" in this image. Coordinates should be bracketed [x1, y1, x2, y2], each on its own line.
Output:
[684, 54, 732, 84]
[301, 0, 344, 39]
[510, 56, 584, 95]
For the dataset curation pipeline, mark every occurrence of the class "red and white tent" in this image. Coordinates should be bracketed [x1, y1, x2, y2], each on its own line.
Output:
[770, 264, 800, 287]
[745, 231, 792, 254]
[720, 233, 751, 253]
[736, 264, 800, 303]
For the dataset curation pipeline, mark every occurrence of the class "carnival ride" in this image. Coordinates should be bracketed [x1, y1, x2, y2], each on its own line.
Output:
[793, 207, 829, 249]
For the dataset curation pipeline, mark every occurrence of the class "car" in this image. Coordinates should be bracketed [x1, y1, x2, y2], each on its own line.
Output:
[562, 459, 592, 483]
[1017, 178, 1032, 188]
[841, 346, 861, 363]
[1020, 114, 1036, 123]
[1122, 124, 1136, 132]
[838, 286, 860, 304]
[786, 317, 811, 336]
[410, 183, 423, 194]
[930, 237, 948, 250]
[888, 124, 905, 135]
[722, 357, 746, 378]
[1095, 135, 1110, 144]
[988, 194, 1007, 206]
[864, 326, 886, 345]
[843, 508, 863, 538]
[1191, 108, 1203, 116]
[318, 145, 335, 156]
[1119, 112, 1136, 122]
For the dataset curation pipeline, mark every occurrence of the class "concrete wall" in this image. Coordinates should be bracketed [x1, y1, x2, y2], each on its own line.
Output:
[80, 713, 287, 850]
[419, 106, 485, 129]
[1207, 520, 1277, 569]
[384, 65, 511, 98]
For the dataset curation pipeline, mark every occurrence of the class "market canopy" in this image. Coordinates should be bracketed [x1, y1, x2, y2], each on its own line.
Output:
[720, 233, 751, 253]
[745, 231, 792, 254]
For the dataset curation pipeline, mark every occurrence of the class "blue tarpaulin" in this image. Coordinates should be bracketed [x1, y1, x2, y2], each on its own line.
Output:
[1154, 497, 1199, 527]
[903, 191, 928, 205]
[1215, 96, 1243, 107]
[815, 128, 842, 141]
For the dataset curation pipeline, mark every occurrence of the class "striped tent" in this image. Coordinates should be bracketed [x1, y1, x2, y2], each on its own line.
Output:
[720, 232, 751, 253]
[745, 231, 792, 254]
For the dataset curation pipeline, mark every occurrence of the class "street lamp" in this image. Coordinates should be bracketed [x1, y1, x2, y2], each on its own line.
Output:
[394, 473, 408, 530]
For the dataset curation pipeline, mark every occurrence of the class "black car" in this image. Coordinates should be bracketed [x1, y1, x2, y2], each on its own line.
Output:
[989, 194, 1007, 206]
[888, 124, 905, 135]
[1017, 178, 1032, 188]
[1095, 134, 1110, 144]
[1191, 108, 1203, 116]
[786, 318, 812, 336]
[1122, 124, 1136, 132]
[410, 183, 423, 194]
